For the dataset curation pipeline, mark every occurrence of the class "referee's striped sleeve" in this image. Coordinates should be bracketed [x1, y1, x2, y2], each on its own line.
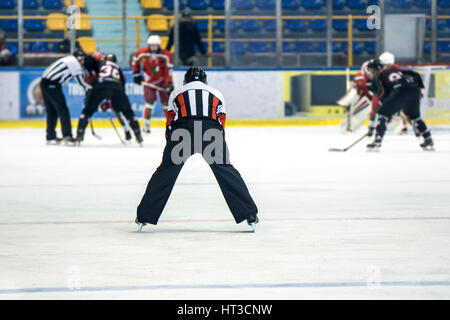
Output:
[75, 74, 92, 91]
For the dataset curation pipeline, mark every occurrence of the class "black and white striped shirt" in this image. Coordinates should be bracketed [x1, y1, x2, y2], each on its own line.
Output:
[168, 81, 226, 123]
[42, 55, 91, 91]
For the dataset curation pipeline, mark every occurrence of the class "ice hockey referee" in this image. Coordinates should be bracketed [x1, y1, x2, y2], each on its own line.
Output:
[40, 50, 92, 145]
[136, 67, 259, 232]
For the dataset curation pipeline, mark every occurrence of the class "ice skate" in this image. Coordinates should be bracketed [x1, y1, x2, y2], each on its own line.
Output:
[366, 136, 382, 152]
[142, 121, 151, 135]
[246, 215, 259, 232]
[420, 138, 435, 151]
[62, 136, 77, 146]
[135, 133, 144, 147]
[46, 137, 62, 145]
[125, 131, 132, 142]
[135, 218, 147, 232]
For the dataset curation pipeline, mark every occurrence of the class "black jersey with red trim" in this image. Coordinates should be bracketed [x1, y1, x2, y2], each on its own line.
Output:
[167, 81, 226, 127]
[97, 61, 126, 87]
[374, 66, 408, 103]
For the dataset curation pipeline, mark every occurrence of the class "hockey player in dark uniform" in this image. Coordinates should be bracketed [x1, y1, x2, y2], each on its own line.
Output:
[135, 67, 258, 232]
[75, 54, 143, 145]
[366, 57, 434, 151]
[83, 52, 133, 141]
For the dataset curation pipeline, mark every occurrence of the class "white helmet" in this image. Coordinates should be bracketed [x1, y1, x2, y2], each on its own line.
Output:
[147, 35, 161, 46]
[379, 51, 395, 66]
[361, 60, 373, 77]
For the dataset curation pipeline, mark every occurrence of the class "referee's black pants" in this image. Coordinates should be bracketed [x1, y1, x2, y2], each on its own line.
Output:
[40, 78, 73, 139]
[137, 118, 258, 225]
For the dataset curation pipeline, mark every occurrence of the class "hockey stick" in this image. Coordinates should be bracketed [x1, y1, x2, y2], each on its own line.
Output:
[107, 111, 126, 145]
[142, 82, 169, 92]
[89, 119, 102, 140]
[328, 133, 369, 152]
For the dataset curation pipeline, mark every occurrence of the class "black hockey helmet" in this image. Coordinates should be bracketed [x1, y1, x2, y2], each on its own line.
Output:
[106, 53, 117, 63]
[367, 58, 383, 73]
[184, 66, 207, 84]
[73, 48, 86, 59]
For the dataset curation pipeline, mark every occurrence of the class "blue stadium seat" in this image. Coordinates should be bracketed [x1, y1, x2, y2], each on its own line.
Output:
[317, 42, 326, 52]
[390, 0, 412, 8]
[255, 0, 275, 9]
[413, 0, 430, 7]
[29, 42, 50, 53]
[309, 19, 326, 31]
[163, 0, 184, 9]
[8, 42, 18, 55]
[211, 0, 224, 9]
[283, 0, 300, 9]
[342, 42, 362, 54]
[333, 42, 342, 52]
[233, 0, 253, 10]
[302, 0, 323, 9]
[195, 19, 208, 32]
[188, 0, 208, 9]
[241, 20, 261, 32]
[367, 0, 378, 4]
[248, 42, 275, 53]
[231, 42, 245, 55]
[0, 16, 18, 31]
[286, 19, 307, 31]
[423, 41, 430, 53]
[346, 0, 366, 9]
[0, 0, 15, 9]
[295, 41, 315, 52]
[216, 20, 239, 32]
[447, 19, 450, 29]
[426, 19, 445, 31]
[24, 14, 45, 31]
[263, 20, 276, 31]
[333, 0, 345, 8]
[23, 0, 40, 8]
[437, 41, 450, 52]
[333, 19, 348, 31]
[364, 41, 376, 54]
[213, 42, 223, 52]
[43, 0, 63, 9]
[354, 19, 369, 31]
[438, 0, 450, 7]
[283, 42, 293, 52]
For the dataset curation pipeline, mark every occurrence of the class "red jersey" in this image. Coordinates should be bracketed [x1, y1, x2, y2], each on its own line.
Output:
[131, 47, 173, 87]
[352, 71, 372, 100]
[84, 52, 106, 85]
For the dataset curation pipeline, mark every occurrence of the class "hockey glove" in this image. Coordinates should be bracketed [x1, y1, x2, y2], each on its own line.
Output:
[133, 74, 143, 85]
[167, 82, 174, 95]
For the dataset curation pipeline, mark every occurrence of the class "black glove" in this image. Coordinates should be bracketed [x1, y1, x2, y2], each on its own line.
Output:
[133, 74, 143, 85]
[167, 82, 174, 95]
[368, 126, 375, 137]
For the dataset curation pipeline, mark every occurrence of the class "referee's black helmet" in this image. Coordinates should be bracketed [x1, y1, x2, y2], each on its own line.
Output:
[184, 67, 207, 85]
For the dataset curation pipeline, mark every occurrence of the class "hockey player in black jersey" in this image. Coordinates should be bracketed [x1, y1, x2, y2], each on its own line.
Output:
[366, 57, 434, 151]
[75, 54, 143, 145]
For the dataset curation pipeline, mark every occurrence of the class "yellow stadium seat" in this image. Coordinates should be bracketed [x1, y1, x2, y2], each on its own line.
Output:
[78, 13, 91, 31]
[64, 0, 86, 9]
[78, 37, 96, 54]
[160, 36, 169, 50]
[147, 14, 169, 31]
[46, 13, 67, 31]
[141, 0, 162, 9]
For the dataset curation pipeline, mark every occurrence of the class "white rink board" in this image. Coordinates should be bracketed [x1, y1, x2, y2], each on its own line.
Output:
[173, 71, 283, 118]
[0, 72, 20, 120]
[0, 127, 450, 299]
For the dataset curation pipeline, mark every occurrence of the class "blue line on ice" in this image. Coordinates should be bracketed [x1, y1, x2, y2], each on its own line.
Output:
[1, 281, 450, 294]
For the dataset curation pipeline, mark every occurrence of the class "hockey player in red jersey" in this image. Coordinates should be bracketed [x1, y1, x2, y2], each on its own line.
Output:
[132, 35, 174, 134]
[336, 61, 374, 132]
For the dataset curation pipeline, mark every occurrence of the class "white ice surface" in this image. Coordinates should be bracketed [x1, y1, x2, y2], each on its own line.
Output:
[0, 126, 450, 299]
